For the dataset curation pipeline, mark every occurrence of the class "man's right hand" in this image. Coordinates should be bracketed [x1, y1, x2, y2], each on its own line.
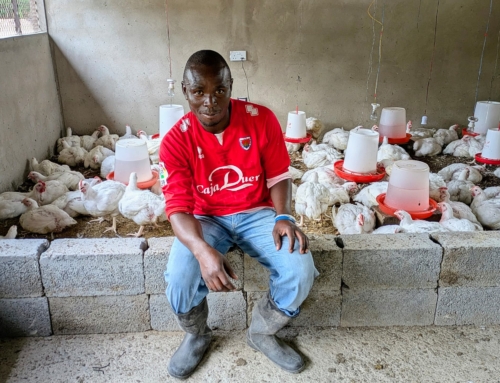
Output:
[197, 246, 238, 292]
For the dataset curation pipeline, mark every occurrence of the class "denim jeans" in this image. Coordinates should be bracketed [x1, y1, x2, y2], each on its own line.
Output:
[165, 208, 318, 317]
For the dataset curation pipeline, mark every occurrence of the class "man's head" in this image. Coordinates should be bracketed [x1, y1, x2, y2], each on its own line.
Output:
[182, 50, 233, 134]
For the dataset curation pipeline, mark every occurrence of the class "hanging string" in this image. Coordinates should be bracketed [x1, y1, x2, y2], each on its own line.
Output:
[475, 0, 493, 104]
[367, 0, 385, 104]
[489, 29, 500, 101]
[365, 0, 377, 103]
[241, 61, 250, 102]
[164, 0, 172, 78]
[424, 0, 440, 116]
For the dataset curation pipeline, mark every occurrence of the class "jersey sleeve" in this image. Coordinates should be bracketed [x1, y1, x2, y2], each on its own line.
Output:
[261, 110, 291, 180]
[160, 126, 195, 219]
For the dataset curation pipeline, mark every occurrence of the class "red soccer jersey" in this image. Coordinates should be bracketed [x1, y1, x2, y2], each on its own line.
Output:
[160, 99, 290, 218]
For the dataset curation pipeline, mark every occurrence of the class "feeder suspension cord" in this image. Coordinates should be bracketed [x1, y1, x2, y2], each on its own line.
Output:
[475, 0, 493, 104]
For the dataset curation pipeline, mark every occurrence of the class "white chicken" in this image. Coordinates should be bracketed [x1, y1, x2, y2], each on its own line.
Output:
[353, 181, 388, 208]
[306, 117, 324, 140]
[372, 225, 406, 234]
[494, 168, 500, 179]
[470, 186, 500, 230]
[30, 158, 70, 176]
[285, 142, 301, 154]
[438, 163, 483, 183]
[294, 172, 331, 226]
[377, 136, 411, 162]
[0, 225, 17, 239]
[484, 186, 500, 199]
[291, 183, 298, 201]
[288, 166, 304, 181]
[413, 137, 444, 157]
[0, 183, 45, 219]
[56, 127, 81, 153]
[100, 155, 115, 179]
[445, 168, 474, 204]
[79, 179, 126, 233]
[58, 140, 88, 167]
[301, 166, 345, 186]
[428, 173, 446, 201]
[325, 182, 358, 206]
[438, 187, 482, 230]
[322, 127, 349, 151]
[84, 145, 115, 170]
[437, 202, 479, 232]
[28, 170, 84, 191]
[19, 198, 77, 234]
[332, 203, 376, 234]
[394, 210, 448, 233]
[443, 136, 483, 158]
[51, 177, 102, 217]
[118, 172, 166, 237]
[79, 130, 100, 151]
[94, 125, 119, 151]
[118, 125, 139, 141]
[137, 130, 161, 164]
[408, 125, 436, 140]
[433, 124, 460, 146]
[302, 141, 343, 168]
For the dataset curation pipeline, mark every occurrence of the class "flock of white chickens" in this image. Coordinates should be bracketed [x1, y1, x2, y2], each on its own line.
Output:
[289, 118, 500, 235]
[0, 125, 164, 239]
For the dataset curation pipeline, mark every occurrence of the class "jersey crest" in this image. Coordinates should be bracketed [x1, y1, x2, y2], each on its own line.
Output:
[239, 137, 251, 150]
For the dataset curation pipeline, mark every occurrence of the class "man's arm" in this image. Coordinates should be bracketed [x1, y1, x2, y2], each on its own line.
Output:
[269, 179, 309, 254]
[169, 212, 238, 292]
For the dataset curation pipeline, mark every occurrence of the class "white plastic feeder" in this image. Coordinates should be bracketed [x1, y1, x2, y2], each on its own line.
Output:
[114, 139, 153, 184]
[285, 111, 307, 139]
[343, 128, 379, 173]
[385, 160, 430, 211]
[481, 127, 500, 160]
[473, 101, 500, 135]
[378, 107, 407, 139]
[159, 104, 185, 139]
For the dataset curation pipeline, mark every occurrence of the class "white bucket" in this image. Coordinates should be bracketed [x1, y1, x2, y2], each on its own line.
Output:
[473, 101, 500, 135]
[481, 127, 500, 160]
[378, 107, 407, 139]
[385, 160, 429, 211]
[285, 111, 307, 139]
[159, 104, 185, 139]
[343, 128, 379, 173]
[114, 139, 153, 184]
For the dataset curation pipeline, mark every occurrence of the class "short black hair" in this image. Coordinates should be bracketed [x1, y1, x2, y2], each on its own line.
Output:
[183, 50, 231, 81]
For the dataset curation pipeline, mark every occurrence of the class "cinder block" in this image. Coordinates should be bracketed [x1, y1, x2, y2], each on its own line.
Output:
[432, 232, 500, 287]
[244, 235, 342, 292]
[435, 287, 500, 326]
[0, 297, 51, 337]
[341, 234, 442, 290]
[246, 291, 341, 328]
[340, 288, 437, 327]
[145, 238, 244, 294]
[150, 291, 246, 331]
[40, 238, 146, 297]
[49, 295, 150, 334]
[0, 239, 48, 298]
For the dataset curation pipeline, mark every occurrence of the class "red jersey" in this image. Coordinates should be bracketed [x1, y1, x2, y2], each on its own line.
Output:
[160, 99, 290, 218]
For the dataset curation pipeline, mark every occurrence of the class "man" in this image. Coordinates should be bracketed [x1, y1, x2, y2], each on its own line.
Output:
[160, 50, 317, 379]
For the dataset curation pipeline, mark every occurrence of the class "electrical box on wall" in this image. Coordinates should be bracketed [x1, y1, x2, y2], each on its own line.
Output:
[230, 51, 247, 61]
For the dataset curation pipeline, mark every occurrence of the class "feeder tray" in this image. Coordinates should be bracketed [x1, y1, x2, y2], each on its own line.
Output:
[379, 133, 412, 144]
[462, 128, 480, 137]
[106, 170, 159, 189]
[376, 193, 438, 220]
[152, 133, 160, 140]
[475, 153, 500, 165]
[283, 132, 312, 144]
[333, 160, 386, 183]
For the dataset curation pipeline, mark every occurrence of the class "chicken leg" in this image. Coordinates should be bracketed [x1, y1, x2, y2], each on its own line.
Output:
[103, 216, 118, 234]
[127, 225, 145, 238]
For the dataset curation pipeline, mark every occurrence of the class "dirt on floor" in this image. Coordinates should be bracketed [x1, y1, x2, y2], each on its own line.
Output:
[2, 143, 500, 241]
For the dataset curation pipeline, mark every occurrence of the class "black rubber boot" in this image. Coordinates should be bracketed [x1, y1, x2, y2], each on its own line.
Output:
[247, 293, 305, 373]
[168, 298, 212, 380]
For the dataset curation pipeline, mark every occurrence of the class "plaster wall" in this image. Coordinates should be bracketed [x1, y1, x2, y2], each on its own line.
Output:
[0, 33, 62, 193]
[45, 0, 500, 136]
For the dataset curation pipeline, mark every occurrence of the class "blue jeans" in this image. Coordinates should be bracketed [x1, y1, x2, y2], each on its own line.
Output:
[165, 208, 318, 317]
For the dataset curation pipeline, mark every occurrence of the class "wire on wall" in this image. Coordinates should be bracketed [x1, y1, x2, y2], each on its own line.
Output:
[367, 0, 385, 105]
[164, 0, 173, 79]
[365, 0, 377, 103]
[241, 61, 250, 102]
[423, 0, 440, 117]
[489, 29, 500, 101]
[475, 0, 493, 104]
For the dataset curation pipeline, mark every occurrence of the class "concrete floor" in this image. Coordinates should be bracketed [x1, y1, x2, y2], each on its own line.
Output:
[1, 326, 499, 383]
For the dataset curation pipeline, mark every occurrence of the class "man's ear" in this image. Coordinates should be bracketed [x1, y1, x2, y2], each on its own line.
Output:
[181, 81, 188, 100]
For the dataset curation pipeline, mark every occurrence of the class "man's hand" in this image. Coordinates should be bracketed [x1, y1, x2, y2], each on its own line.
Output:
[272, 219, 309, 254]
[197, 246, 239, 292]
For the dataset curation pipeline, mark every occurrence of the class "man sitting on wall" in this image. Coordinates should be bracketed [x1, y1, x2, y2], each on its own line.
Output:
[160, 49, 318, 379]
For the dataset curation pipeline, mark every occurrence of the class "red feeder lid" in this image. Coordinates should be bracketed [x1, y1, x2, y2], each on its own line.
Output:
[379, 133, 412, 144]
[475, 153, 500, 165]
[376, 193, 438, 219]
[283, 132, 312, 144]
[106, 170, 159, 189]
[333, 160, 386, 183]
[462, 128, 480, 137]
[151, 133, 160, 140]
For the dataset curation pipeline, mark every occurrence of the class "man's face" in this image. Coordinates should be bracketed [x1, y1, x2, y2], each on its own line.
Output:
[182, 65, 233, 134]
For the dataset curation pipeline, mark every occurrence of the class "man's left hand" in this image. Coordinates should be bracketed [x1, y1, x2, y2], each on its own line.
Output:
[272, 220, 309, 254]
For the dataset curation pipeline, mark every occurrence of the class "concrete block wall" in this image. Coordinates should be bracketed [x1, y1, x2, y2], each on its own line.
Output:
[1, 232, 500, 337]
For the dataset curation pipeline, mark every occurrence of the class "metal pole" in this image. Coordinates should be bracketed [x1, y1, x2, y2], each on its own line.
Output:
[11, 0, 22, 34]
